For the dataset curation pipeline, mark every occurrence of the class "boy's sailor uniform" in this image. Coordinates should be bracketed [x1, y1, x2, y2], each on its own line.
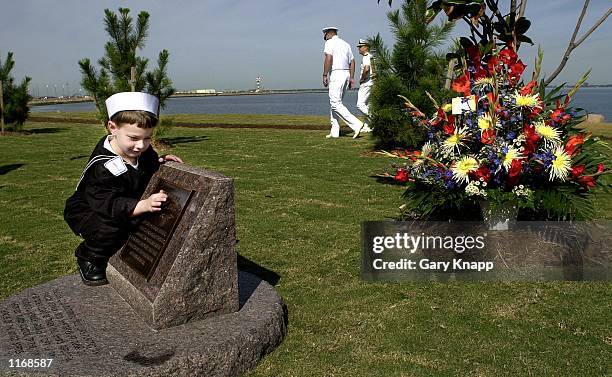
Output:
[64, 135, 160, 263]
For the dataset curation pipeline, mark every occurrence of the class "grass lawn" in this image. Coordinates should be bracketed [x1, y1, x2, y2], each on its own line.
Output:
[1, 121, 611, 376]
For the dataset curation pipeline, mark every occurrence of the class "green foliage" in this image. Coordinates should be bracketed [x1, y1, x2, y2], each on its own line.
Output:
[145, 49, 175, 115]
[368, 0, 454, 149]
[369, 75, 426, 148]
[400, 181, 482, 220]
[0, 52, 31, 131]
[78, 8, 174, 127]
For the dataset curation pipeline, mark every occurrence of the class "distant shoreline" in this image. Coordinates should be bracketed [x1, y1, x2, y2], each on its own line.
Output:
[29, 89, 332, 106]
[30, 85, 612, 107]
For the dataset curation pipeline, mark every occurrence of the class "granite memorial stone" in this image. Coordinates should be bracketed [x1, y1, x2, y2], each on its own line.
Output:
[107, 162, 239, 330]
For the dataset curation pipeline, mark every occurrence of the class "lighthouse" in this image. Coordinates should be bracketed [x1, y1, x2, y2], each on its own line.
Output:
[255, 76, 262, 92]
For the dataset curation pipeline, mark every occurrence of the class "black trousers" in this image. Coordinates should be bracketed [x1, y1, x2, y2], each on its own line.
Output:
[72, 217, 130, 265]
[74, 237, 127, 265]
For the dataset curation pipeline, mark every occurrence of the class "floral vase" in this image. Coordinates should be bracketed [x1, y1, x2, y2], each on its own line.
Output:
[479, 200, 518, 230]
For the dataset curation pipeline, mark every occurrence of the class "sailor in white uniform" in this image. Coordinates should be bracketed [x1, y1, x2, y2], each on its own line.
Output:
[356, 39, 373, 133]
[322, 26, 364, 139]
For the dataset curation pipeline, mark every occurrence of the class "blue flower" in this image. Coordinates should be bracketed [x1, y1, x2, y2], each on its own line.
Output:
[506, 131, 516, 140]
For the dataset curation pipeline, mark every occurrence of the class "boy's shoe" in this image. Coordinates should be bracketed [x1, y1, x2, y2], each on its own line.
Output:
[76, 258, 108, 286]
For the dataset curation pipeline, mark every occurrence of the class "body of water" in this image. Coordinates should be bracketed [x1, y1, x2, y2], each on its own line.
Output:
[31, 87, 612, 121]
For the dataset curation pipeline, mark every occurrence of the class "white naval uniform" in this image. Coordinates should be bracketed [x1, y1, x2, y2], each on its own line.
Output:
[324, 35, 363, 138]
[356, 52, 373, 132]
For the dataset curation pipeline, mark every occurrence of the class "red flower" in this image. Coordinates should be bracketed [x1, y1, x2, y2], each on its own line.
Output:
[473, 67, 489, 81]
[499, 47, 518, 65]
[520, 80, 538, 95]
[564, 134, 587, 157]
[484, 92, 503, 112]
[485, 55, 500, 75]
[470, 166, 491, 183]
[507, 159, 523, 186]
[481, 129, 496, 144]
[572, 163, 605, 189]
[577, 176, 597, 189]
[523, 124, 540, 155]
[441, 115, 455, 135]
[466, 45, 481, 65]
[528, 101, 544, 119]
[551, 108, 571, 124]
[451, 71, 471, 96]
[508, 60, 527, 85]
[430, 107, 448, 128]
[571, 165, 585, 179]
[394, 168, 409, 183]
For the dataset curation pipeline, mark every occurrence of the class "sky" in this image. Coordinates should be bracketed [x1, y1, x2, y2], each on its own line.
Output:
[1, 0, 610, 95]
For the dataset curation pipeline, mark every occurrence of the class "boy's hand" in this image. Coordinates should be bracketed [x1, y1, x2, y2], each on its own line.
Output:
[159, 154, 184, 164]
[132, 190, 167, 216]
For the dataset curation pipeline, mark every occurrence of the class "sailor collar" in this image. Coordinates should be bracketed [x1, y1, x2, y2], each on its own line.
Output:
[103, 136, 139, 170]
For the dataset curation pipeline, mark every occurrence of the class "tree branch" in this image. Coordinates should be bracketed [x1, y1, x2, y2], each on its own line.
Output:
[574, 7, 612, 47]
[462, 16, 484, 39]
[518, 0, 528, 19]
[544, 0, 593, 85]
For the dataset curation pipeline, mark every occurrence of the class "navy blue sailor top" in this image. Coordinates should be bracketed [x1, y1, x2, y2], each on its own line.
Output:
[64, 135, 160, 238]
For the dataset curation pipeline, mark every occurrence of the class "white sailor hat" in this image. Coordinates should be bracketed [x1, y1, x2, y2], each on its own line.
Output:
[322, 26, 338, 34]
[356, 39, 369, 47]
[105, 92, 159, 119]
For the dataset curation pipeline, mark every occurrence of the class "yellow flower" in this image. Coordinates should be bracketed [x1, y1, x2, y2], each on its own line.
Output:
[550, 148, 571, 181]
[442, 103, 453, 112]
[503, 147, 522, 170]
[442, 127, 469, 154]
[535, 121, 561, 146]
[452, 156, 479, 184]
[513, 91, 541, 108]
[473, 77, 494, 87]
[477, 114, 494, 131]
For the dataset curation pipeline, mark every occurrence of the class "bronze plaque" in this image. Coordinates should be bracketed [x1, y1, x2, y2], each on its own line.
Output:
[120, 179, 194, 280]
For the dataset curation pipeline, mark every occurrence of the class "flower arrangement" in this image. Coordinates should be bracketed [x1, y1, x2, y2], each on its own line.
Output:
[383, 40, 610, 221]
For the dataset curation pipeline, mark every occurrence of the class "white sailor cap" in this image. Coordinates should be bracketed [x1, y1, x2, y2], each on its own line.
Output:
[356, 39, 369, 47]
[322, 26, 338, 34]
[105, 92, 159, 119]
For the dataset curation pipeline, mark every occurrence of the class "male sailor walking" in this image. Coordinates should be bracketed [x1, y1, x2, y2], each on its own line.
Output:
[322, 26, 364, 139]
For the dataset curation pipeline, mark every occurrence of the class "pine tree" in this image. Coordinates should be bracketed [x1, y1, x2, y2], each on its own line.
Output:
[79, 8, 174, 126]
[0, 51, 32, 132]
[368, 0, 454, 149]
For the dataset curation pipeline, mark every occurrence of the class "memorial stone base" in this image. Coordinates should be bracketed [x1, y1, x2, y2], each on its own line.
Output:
[0, 271, 287, 377]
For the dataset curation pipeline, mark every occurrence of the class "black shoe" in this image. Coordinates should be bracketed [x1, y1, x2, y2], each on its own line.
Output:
[76, 258, 108, 286]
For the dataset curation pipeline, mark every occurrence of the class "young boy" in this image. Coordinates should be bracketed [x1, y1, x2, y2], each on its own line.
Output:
[64, 92, 183, 286]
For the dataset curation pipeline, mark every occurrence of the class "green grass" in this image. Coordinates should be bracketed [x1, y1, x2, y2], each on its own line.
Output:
[1, 122, 611, 376]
